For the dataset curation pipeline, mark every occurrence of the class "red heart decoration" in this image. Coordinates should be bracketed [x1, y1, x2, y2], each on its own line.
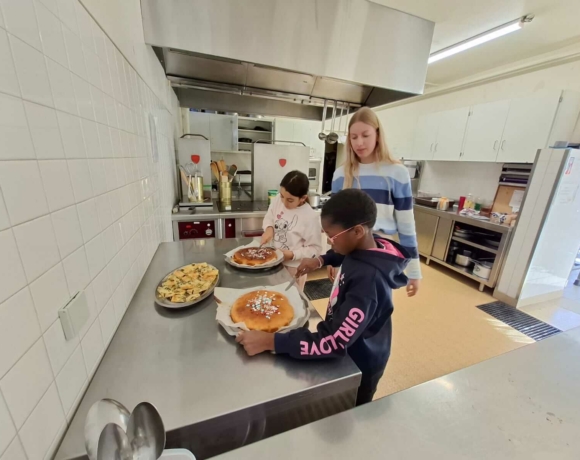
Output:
[191, 155, 200, 164]
[279, 158, 287, 167]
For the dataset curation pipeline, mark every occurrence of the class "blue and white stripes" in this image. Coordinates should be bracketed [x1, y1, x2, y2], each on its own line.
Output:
[332, 163, 422, 279]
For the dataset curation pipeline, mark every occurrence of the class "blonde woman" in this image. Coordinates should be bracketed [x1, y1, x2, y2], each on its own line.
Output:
[331, 107, 421, 296]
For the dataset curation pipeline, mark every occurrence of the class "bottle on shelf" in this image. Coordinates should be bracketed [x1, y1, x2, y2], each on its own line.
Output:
[474, 196, 482, 213]
[465, 193, 474, 210]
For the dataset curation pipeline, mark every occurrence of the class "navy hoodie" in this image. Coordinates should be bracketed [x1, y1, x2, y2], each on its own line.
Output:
[275, 236, 410, 375]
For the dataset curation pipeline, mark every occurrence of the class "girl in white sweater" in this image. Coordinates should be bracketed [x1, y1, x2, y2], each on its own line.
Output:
[261, 171, 322, 289]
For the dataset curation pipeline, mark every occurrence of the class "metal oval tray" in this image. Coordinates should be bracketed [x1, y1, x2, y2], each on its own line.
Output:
[224, 248, 284, 271]
[154, 263, 220, 309]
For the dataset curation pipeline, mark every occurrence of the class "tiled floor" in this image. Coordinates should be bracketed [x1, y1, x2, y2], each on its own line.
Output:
[307, 261, 580, 400]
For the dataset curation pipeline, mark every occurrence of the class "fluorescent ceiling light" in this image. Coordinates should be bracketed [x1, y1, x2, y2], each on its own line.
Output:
[428, 15, 533, 64]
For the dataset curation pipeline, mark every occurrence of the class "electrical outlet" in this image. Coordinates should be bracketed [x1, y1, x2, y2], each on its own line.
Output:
[58, 291, 90, 340]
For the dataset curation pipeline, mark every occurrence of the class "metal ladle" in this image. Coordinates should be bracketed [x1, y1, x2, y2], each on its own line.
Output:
[318, 100, 328, 141]
[126, 402, 166, 460]
[85, 399, 131, 460]
[327, 101, 339, 144]
[97, 423, 132, 460]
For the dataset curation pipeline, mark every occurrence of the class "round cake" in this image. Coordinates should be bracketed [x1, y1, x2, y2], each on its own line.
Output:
[231, 290, 294, 332]
[232, 247, 278, 266]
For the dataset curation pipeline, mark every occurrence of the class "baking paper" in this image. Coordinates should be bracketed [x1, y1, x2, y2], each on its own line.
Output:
[509, 190, 524, 212]
[215, 283, 310, 336]
[224, 241, 284, 270]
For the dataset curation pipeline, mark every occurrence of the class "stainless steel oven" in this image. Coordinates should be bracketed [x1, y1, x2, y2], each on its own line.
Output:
[308, 158, 321, 192]
[175, 220, 217, 240]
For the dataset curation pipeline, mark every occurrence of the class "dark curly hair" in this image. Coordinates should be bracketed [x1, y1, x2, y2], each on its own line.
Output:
[321, 189, 377, 229]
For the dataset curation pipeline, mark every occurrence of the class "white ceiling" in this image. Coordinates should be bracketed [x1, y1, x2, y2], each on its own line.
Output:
[371, 0, 580, 88]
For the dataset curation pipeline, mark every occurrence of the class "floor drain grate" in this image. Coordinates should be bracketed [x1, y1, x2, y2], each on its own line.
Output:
[477, 301, 562, 341]
[304, 279, 333, 301]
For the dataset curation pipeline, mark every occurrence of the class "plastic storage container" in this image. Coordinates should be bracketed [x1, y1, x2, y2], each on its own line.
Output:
[160, 449, 196, 460]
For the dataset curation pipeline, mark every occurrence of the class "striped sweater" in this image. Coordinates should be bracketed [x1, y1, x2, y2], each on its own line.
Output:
[332, 163, 422, 279]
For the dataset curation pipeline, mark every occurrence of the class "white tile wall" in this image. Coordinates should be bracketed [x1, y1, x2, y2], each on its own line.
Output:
[0, 392, 16, 455]
[0, 288, 40, 377]
[0, 29, 20, 97]
[0, 230, 27, 304]
[0, 93, 34, 160]
[13, 215, 60, 282]
[1, 0, 41, 51]
[0, 191, 9, 231]
[29, 262, 69, 331]
[38, 159, 75, 210]
[23, 101, 64, 159]
[55, 345, 86, 414]
[10, 35, 54, 107]
[46, 57, 76, 114]
[1, 436, 27, 460]
[0, 338, 53, 428]
[0, 1, 178, 457]
[18, 383, 64, 460]
[51, 205, 83, 258]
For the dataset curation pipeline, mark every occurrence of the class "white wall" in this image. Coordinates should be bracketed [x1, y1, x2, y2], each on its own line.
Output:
[0, 1, 177, 459]
[519, 149, 580, 304]
[419, 161, 503, 202]
[495, 150, 566, 303]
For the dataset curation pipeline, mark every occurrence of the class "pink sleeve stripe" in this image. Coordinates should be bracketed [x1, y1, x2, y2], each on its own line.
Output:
[299, 308, 365, 356]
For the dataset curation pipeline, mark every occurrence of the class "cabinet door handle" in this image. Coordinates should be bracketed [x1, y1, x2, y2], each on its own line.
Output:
[434, 143, 438, 152]
[501, 140, 506, 150]
[493, 140, 498, 150]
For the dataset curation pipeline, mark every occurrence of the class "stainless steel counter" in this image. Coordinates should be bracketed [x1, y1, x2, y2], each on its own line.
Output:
[171, 206, 268, 221]
[414, 204, 513, 291]
[215, 326, 580, 460]
[171, 203, 321, 222]
[54, 239, 360, 460]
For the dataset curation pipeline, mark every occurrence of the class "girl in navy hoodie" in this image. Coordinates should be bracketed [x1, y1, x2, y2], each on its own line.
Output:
[236, 189, 410, 405]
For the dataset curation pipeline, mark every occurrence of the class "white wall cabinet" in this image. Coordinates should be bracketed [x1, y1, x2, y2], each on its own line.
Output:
[274, 118, 325, 158]
[209, 114, 237, 151]
[432, 107, 470, 161]
[412, 113, 439, 160]
[381, 111, 416, 160]
[462, 100, 510, 162]
[189, 112, 237, 152]
[496, 93, 561, 163]
[406, 90, 577, 164]
[188, 112, 211, 139]
[274, 118, 294, 143]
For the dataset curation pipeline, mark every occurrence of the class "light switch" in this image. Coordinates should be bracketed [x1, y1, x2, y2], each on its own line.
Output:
[58, 291, 90, 340]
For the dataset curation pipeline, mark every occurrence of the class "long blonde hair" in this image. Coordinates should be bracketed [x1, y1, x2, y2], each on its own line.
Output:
[343, 107, 399, 189]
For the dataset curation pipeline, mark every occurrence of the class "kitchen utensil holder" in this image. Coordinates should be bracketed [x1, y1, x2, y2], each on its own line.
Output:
[219, 182, 232, 204]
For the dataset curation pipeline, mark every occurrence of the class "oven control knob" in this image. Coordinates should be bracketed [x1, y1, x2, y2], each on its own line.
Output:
[206, 229, 213, 236]
[182, 231, 189, 237]
[191, 229, 198, 236]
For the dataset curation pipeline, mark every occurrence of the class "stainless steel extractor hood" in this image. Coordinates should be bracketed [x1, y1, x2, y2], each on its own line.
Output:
[142, 0, 434, 119]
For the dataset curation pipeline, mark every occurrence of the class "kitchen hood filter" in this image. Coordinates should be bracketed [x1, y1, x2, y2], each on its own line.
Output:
[142, 0, 435, 117]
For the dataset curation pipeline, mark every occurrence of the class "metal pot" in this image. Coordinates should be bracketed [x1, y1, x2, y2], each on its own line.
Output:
[473, 261, 493, 280]
[308, 193, 321, 208]
[455, 253, 473, 267]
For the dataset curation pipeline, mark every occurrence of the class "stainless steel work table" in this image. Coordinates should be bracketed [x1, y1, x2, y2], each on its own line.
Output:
[215, 326, 580, 459]
[54, 239, 360, 460]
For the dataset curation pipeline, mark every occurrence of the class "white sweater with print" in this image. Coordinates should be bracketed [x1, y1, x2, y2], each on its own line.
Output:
[262, 195, 323, 267]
